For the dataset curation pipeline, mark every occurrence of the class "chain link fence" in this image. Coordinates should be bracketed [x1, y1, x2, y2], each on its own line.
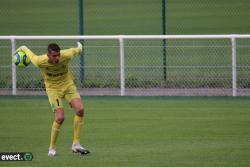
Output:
[0, 36, 250, 96]
[0, 0, 249, 96]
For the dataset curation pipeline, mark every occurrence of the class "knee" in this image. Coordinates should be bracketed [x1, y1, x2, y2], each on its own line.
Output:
[55, 114, 64, 124]
[76, 108, 84, 117]
[55, 110, 64, 124]
[54, 108, 65, 124]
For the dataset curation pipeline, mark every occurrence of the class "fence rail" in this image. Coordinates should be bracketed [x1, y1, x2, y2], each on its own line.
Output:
[2, 34, 250, 40]
[0, 35, 250, 96]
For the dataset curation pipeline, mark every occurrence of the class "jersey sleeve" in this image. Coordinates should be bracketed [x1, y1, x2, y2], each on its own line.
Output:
[60, 48, 81, 59]
[22, 47, 40, 67]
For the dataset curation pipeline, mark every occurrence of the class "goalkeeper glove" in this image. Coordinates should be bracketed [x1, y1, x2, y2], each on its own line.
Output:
[15, 46, 27, 53]
[77, 42, 83, 53]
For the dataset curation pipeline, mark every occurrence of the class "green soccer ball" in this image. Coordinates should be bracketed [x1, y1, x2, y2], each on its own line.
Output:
[14, 51, 30, 68]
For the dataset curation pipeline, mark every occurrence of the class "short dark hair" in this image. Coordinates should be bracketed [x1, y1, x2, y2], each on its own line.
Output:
[47, 43, 60, 53]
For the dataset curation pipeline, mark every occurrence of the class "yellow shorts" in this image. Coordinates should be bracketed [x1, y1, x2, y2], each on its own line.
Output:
[46, 83, 81, 111]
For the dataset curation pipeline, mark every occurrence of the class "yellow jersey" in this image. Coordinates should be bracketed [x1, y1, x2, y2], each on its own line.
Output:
[22, 47, 81, 89]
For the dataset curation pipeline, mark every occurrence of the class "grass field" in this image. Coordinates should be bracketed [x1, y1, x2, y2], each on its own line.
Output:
[0, 96, 250, 167]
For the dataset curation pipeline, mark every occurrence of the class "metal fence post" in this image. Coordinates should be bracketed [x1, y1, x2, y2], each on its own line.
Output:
[119, 36, 125, 96]
[78, 0, 85, 86]
[11, 37, 16, 95]
[162, 0, 167, 81]
[231, 36, 237, 96]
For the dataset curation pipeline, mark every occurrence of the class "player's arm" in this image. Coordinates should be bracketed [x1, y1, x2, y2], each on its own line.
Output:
[61, 42, 83, 59]
[17, 46, 40, 67]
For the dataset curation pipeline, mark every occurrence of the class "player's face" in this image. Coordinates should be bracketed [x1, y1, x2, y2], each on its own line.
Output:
[48, 51, 60, 64]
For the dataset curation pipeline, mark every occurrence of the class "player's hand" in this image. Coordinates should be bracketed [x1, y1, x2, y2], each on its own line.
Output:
[77, 42, 83, 53]
[15, 46, 27, 53]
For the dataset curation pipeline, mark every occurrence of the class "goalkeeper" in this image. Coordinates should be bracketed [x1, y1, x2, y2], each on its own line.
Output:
[17, 42, 90, 157]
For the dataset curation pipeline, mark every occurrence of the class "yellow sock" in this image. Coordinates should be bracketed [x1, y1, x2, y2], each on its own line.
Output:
[49, 121, 61, 149]
[73, 115, 83, 144]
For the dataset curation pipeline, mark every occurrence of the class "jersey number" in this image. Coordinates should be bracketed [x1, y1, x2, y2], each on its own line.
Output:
[56, 99, 60, 106]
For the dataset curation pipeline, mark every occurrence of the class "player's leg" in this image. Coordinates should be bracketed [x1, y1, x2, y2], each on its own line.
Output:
[49, 108, 64, 149]
[47, 91, 64, 156]
[65, 84, 84, 145]
[70, 98, 84, 144]
[65, 83, 90, 155]
[70, 98, 90, 155]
